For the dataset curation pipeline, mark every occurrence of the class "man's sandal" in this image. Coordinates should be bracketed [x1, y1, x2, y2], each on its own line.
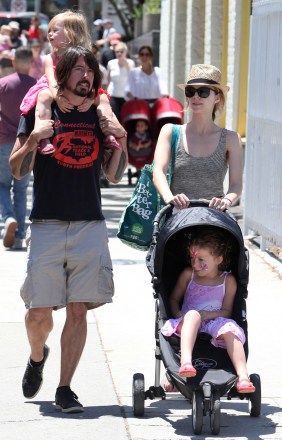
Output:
[236, 378, 256, 393]
[179, 362, 197, 378]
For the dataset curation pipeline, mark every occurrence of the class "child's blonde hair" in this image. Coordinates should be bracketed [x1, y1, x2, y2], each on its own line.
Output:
[47, 10, 91, 50]
[1, 25, 12, 34]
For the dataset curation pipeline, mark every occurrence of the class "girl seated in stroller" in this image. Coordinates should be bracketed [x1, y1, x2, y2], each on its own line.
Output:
[161, 227, 255, 394]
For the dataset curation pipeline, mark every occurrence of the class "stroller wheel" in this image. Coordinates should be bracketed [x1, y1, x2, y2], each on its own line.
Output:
[132, 373, 145, 417]
[248, 373, 261, 417]
[210, 390, 221, 435]
[192, 390, 203, 435]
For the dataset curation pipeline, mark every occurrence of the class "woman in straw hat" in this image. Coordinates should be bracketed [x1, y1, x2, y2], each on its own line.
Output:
[153, 64, 243, 211]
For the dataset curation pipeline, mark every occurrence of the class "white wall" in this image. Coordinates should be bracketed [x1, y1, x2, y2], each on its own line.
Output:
[244, 0, 282, 248]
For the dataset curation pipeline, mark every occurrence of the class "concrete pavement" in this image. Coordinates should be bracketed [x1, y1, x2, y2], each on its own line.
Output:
[0, 175, 282, 440]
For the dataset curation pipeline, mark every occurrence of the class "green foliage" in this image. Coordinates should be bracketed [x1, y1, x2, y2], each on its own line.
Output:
[143, 0, 161, 14]
[132, 5, 143, 19]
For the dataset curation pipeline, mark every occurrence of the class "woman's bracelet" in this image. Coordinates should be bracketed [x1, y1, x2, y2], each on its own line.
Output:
[222, 196, 233, 205]
[116, 131, 127, 140]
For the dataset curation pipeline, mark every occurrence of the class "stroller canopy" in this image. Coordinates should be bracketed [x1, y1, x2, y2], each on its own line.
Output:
[146, 207, 249, 294]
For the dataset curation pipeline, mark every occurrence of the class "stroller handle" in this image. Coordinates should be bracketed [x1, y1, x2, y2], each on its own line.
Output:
[152, 199, 211, 239]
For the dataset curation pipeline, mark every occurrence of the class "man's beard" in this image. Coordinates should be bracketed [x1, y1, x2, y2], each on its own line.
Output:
[66, 81, 92, 97]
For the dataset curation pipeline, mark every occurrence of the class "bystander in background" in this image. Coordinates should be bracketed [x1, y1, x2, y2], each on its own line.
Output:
[101, 32, 122, 68]
[0, 47, 36, 249]
[107, 42, 135, 121]
[28, 39, 45, 80]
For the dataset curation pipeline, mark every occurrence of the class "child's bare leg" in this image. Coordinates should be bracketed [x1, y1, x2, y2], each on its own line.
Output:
[36, 90, 55, 155]
[219, 332, 255, 392]
[179, 310, 201, 377]
[219, 332, 248, 380]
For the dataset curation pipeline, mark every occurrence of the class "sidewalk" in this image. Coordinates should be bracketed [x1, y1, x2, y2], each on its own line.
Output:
[0, 177, 282, 440]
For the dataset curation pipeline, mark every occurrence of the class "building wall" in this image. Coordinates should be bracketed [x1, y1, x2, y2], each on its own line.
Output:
[159, 0, 251, 135]
[244, 0, 282, 248]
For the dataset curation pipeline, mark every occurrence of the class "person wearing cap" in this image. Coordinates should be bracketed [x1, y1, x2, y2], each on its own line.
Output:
[93, 18, 104, 40]
[9, 21, 22, 49]
[96, 18, 117, 47]
[100, 32, 122, 68]
[153, 64, 243, 213]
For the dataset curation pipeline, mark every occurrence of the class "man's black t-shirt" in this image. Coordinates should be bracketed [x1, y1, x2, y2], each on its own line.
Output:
[17, 103, 105, 221]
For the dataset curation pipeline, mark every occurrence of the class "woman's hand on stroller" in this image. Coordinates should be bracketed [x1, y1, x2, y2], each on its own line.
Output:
[209, 197, 232, 211]
[167, 193, 190, 210]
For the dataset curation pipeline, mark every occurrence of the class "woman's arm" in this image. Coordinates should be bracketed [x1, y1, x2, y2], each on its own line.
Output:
[101, 113, 128, 183]
[153, 123, 189, 208]
[107, 64, 111, 86]
[153, 124, 174, 202]
[209, 130, 243, 211]
[124, 69, 135, 100]
[225, 131, 243, 203]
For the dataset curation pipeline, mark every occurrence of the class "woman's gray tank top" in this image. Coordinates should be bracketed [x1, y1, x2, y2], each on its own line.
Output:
[170, 127, 228, 199]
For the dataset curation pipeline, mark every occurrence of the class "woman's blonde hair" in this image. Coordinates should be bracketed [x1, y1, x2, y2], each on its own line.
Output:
[47, 10, 91, 50]
[212, 90, 225, 121]
[114, 42, 128, 53]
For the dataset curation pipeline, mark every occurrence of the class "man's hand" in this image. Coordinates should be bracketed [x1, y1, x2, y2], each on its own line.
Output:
[34, 110, 54, 143]
[99, 115, 127, 138]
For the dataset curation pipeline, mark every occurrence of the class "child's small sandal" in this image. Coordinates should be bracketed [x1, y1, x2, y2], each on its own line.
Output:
[236, 378, 256, 393]
[179, 362, 197, 378]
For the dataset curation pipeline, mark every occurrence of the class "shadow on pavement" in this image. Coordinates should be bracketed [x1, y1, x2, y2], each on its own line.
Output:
[140, 398, 279, 438]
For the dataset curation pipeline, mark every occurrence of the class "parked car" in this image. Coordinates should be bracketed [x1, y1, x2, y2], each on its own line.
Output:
[0, 11, 49, 35]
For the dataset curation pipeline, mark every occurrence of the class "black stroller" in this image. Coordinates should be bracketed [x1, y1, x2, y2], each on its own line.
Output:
[132, 201, 261, 435]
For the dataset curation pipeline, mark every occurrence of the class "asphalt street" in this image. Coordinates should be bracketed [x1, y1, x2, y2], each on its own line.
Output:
[0, 173, 282, 440]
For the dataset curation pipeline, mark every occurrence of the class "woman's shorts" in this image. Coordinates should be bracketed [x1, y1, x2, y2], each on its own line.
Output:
[20, 220, 114, 310]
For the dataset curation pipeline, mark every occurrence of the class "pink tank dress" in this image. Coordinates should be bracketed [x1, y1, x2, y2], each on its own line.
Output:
[161, 271, 246, 349]
[20, 54, 59, 114]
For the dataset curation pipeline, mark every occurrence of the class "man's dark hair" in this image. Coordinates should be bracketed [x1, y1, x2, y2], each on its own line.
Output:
[56, 46, 102, 96]
[14, 46, 33, 62]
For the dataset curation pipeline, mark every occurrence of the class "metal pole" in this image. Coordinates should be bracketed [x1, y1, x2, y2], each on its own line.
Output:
[34, 0, 41, 15]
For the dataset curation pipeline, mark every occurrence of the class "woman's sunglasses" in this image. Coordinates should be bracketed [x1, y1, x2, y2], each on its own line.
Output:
[139, 52, 151, 57]
[185, 86, 219, 98]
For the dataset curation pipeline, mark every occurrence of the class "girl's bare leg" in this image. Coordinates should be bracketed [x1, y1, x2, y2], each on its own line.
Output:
[220, 332, 249, 380]
[180, 310, 201, 366]
[36, 90, 55, 154]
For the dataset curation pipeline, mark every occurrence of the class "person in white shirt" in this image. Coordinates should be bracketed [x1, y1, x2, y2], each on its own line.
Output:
[125, 45, 168, 104]
[107, 42, 135, 121]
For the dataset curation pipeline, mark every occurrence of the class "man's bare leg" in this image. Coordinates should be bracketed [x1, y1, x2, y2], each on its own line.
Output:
[22, 307, 53, 398]
[55, 302, 88, 413]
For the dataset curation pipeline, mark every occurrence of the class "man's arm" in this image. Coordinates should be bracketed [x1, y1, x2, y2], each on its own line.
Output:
[102, 136, 128, 184]
[100, 113, 128, 183]
[10, 114, 54, 180]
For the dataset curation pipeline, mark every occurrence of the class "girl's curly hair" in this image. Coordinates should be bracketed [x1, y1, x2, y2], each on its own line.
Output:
[186, 227, 234, 271]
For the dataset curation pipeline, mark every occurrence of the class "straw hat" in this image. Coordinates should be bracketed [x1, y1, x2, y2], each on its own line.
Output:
[178, 64, 229, 93]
